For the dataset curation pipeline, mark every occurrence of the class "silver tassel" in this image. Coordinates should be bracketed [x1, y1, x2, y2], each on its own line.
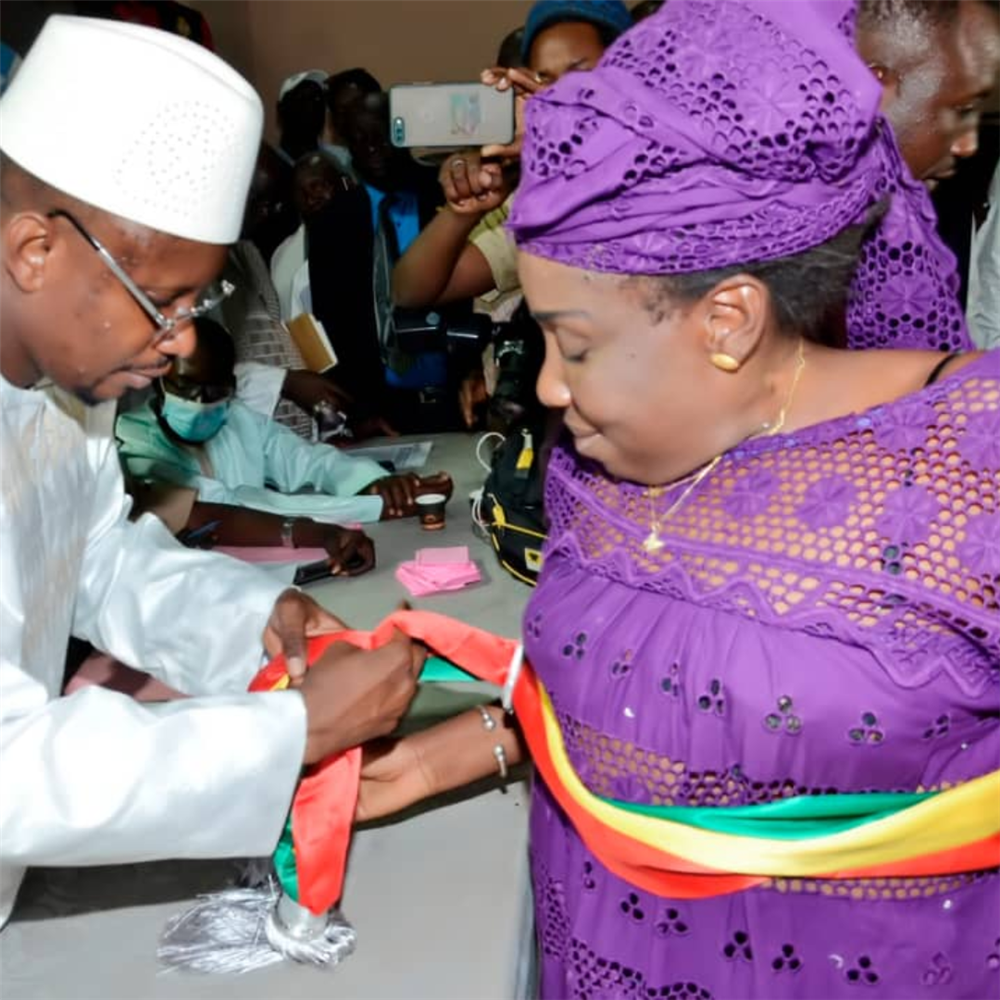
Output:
[158, 877, 356, 974]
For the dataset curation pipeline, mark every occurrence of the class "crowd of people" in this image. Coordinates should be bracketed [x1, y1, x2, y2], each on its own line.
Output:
[0, 0, 997, 997]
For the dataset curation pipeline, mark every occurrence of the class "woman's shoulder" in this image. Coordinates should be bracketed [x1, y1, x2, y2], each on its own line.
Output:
[785, 348, 997, 445]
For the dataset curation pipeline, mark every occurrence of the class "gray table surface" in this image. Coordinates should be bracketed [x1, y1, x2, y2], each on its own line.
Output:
[0, 433, 537, 1000]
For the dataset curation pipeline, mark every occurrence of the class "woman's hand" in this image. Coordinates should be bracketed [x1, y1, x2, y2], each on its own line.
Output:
[357, 704, 528, 819]
[366, 472, 454, 519]
[355, 736, 434, 822]
[322, 525, 375, 576]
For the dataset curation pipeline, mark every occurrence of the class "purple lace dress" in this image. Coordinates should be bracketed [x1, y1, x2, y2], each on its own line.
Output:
[846, 125, 973, 352]
[524, 354, 999, 999]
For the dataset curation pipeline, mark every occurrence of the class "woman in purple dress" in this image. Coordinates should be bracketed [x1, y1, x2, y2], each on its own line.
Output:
[357, 3, 998, 996]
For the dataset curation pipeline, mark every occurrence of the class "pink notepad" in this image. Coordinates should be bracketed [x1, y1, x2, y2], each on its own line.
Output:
[416, 545, 472, 565]
[396, 546, 481, 596]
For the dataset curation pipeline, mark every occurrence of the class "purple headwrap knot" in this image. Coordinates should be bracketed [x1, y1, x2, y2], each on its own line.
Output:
[509, 0, 887, 274]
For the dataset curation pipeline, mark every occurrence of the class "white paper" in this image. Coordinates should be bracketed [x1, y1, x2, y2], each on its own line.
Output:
[344, 440, 434, 471]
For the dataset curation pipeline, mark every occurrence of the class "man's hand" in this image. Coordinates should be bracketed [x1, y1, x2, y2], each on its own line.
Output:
[323, 526, 375, 576]
[459, 369, 489, 429]
[262, 589, 345, 684]
[439, 152, 509, 216]
[282, 370, 354, 416]
[478, 66, 542, 160]
[365, 472, 455, 518]
[299, 632, 425, 764]
[349, 414, 400, 441]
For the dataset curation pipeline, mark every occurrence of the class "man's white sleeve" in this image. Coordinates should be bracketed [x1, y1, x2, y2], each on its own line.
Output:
[967, 165, 1000, 350]
[235, 360, 286, 420]
[0, 393, 306, 876]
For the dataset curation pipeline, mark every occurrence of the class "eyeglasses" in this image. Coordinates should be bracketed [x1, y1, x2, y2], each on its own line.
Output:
[46, 209, 234, 343]
[160, 373, 235, 405]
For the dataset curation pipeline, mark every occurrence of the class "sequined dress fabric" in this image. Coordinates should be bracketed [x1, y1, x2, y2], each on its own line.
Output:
[524, 354, 999, 999]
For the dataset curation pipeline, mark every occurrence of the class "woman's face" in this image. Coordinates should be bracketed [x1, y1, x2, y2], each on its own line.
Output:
[519, 252, 731, 485]
[529, 21, 608, 86]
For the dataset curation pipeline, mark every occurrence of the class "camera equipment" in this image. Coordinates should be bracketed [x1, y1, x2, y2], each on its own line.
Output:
[391, 302, 544, 432]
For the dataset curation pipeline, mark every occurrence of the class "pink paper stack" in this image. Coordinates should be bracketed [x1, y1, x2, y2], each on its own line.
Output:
[395, 546, 482, 596]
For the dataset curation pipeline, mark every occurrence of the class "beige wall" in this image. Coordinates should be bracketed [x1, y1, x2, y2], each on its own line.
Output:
[192, 0, 535, 142]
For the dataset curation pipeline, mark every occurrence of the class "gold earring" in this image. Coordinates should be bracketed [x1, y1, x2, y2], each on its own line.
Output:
[709, 353, 741, 373]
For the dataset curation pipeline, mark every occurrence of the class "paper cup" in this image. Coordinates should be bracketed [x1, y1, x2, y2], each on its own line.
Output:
[416, 492, 448, 530]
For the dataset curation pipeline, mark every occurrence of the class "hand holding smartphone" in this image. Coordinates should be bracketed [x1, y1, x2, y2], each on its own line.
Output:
[293, 552, 370, 587]
[388, 82, 515, 149]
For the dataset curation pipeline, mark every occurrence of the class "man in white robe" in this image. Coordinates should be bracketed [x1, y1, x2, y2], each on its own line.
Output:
[0, 16, 422, 930]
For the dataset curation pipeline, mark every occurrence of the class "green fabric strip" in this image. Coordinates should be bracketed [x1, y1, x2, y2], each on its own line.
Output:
[272, 815, 300, 902]
[417, 654, 940, 841]
[419, 655, 478, 683]
[604, 790, 936, 840]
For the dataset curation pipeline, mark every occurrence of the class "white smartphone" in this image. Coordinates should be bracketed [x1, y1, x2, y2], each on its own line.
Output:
[388, 82, 515, 148]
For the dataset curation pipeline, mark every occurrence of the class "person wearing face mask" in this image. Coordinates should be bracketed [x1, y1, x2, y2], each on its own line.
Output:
[116, 317, 454, 526]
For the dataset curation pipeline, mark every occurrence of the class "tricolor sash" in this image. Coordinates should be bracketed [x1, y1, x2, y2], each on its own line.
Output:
[250, 610, 999, 914]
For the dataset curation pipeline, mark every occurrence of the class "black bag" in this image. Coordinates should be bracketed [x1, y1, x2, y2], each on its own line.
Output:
[480, 422, 549, 586]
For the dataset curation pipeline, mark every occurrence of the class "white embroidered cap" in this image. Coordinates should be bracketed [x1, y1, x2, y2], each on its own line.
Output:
[0, 15, 263, 244]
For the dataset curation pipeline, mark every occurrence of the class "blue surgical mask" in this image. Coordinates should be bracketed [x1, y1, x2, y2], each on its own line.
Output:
[160, 391, 230, 442]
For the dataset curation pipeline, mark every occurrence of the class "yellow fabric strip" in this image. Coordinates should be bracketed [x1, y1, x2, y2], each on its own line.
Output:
[538, 685, 999, 876]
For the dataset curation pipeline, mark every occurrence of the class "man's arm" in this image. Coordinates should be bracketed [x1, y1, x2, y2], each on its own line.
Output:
[257, 410, 387, 500]
[81, 398, 289, 693]
[392, 207, 496, 307]
[392, 153, 510, 308]
[0, 668, 306, 868]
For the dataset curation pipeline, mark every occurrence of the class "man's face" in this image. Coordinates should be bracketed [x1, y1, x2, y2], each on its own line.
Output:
[165, 332, 236, 402]
[864, 2, 1000, 185]
[1, 206, 227, 404]
[346, 100, 398, 188]
[294, 156, 341, 217]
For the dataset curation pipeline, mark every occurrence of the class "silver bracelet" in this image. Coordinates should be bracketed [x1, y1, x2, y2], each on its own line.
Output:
[493, 744, 509, 780]
[477, 706, 508, 779]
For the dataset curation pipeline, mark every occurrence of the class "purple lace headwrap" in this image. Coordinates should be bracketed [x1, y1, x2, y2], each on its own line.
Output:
[508, 0, 886, 274]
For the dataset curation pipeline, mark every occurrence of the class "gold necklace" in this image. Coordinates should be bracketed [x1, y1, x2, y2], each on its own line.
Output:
[642, 339, 806, 555]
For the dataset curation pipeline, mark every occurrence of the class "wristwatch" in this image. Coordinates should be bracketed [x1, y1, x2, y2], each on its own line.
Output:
[280, 516, 298, 549]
